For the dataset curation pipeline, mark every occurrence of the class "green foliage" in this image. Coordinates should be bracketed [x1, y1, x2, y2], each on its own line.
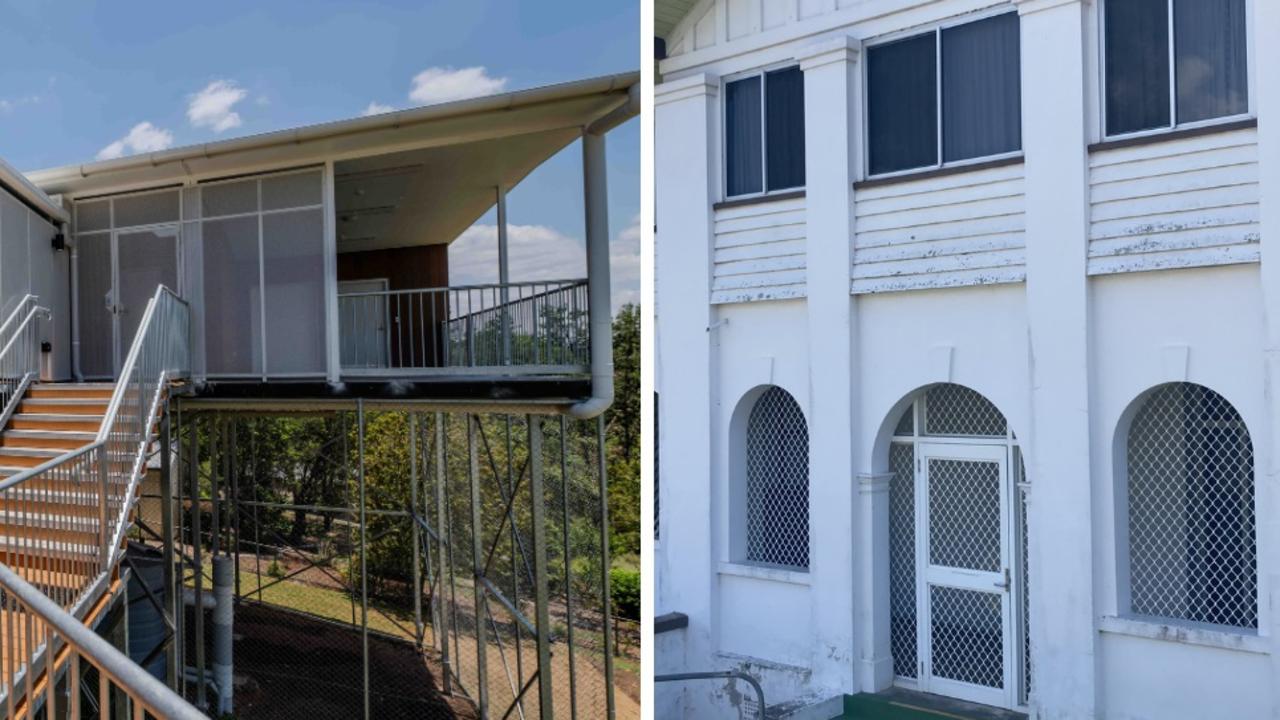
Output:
[610, 567, 640, 620]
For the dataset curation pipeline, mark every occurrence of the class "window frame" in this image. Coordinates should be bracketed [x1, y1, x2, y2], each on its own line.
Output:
[862, 7, 1024, 181]
[1098, 0, 1255, 142]
[720, 61, 806, 202]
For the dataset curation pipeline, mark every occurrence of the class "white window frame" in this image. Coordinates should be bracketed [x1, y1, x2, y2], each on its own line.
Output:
[1098, 0, 1255, 142]
[720, 61, 804, 202]
[862, 7, 1024, 181]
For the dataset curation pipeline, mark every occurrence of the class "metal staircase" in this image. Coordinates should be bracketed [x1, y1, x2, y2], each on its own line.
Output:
[0, 287, 202, 719]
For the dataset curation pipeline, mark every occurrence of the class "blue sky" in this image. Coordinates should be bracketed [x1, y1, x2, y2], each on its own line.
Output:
[0, 0, 640, 308]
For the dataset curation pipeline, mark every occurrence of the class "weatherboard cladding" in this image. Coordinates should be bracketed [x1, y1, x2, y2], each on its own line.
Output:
[1087, 126, 1260, 275]
[712, 194, 807, 304]
[851, 161, 1027, 294]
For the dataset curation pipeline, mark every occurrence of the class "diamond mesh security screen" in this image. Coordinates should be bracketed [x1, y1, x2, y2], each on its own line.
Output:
[895, 406, 914, 436]
[928, 459, 1001, 572]
[1127, 383, 1256, 628]
[930, 586, 1004, 689]
[924, 385, 1007, 437]
[746, 386, 810, 569]
[889, 442, 917, 678]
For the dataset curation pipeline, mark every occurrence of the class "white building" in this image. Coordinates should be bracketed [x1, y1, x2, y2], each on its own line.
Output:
[654, 0, 1279, 718]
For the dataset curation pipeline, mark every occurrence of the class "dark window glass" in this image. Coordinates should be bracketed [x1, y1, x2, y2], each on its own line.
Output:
[942, 13, 1021, 162]
[1105, 0, 1171, 134]
[725, 76, 763, 196]
[868, 33, 938, 175]
[1174, 0, 1248, 124]
[765, 66, 805, 191]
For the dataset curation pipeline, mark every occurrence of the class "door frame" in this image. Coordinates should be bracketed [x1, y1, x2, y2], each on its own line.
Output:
[915, 440, 1016, 709]
[81, 222, 182, 379]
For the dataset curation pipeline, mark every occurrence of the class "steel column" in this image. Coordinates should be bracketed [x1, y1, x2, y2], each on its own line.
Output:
[468, 414, 490, 717]
[411, 412, 424, 649]
[528, 417, 554, 718]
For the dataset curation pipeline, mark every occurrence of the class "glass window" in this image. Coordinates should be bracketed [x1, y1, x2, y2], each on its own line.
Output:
[1104, 0, 1248, 136]
[867, 13, 1021, 176]
[765, 67, 806, 192]
[942, 12, 1022, 163]
[725, 75, 763, 197]
[725, 66, 805, 198]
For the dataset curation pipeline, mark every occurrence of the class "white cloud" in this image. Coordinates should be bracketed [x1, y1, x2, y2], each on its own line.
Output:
[408, 66, 508, 105]
[448, 218, 641, 314]
[96, 121, 174, 160]
[187, 80, 247, 133]
[362, 101, 395, 117]
[0, 94, 43, 114]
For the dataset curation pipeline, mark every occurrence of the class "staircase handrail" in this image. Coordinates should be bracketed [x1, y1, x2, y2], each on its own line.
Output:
[0, 295, 50, 448]
[0, 284, 194, 718]
[0, 564, 206, 719]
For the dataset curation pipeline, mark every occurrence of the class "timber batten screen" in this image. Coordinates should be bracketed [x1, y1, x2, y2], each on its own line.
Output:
[1123, 382, 1257, 629]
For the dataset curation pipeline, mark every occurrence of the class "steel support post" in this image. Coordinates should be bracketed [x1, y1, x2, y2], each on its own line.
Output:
[497, 185, 511, 366]
[175, 402, 187, 699]
[358, 399, 371, 720]
[160, 403, 178, 691]
[506, 416, 524, 713]
[528, 417, 555, 718]
[436, 412, 454, 694]
[468, 414, 490, 717]
[411, 412, 424, 650]
[190, 413, 206, 710]
[560, 416, 579, 719]
[597, 415, 616, 720]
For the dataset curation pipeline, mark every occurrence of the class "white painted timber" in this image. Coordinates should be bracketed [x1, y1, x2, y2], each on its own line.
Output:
[852, 162, 1027, 293]
[1088, 127, 1260, 275]
[713, 195, 808, 303]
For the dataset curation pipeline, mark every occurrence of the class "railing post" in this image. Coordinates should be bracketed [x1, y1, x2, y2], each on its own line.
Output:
[410, 412, 423, 650]
[528, 416, 555, 719]
[98, 444, 111, 571]
[468, 414, 489, 717]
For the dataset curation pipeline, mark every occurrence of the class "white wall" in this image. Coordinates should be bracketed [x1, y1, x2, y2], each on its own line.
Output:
[656, 0, 1277, 717]
[0, 186, 71, 381]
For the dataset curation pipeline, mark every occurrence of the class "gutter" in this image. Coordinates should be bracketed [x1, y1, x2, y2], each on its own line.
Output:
[0, 155, 68, 224]
[28, 71, 640, 193]
[567, 83, 640, 420]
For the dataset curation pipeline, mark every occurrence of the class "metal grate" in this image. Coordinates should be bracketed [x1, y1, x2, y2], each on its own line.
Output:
[746, 386, 810, 569]
[924, 385, 1007, 437]
[1126, 383, 1256, 628]
[928, 459, 1001, 573]
[930, 586, 1004, 689]
[889, 442, 917, 679]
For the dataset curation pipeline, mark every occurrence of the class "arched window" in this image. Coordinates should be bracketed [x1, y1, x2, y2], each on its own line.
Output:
[1125, 383, 1256, 628]
[745, 386, 809, 569]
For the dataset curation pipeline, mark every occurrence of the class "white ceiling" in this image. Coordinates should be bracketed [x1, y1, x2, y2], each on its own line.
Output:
[333, 126, 580, 254]
[656, 0, 699, 40]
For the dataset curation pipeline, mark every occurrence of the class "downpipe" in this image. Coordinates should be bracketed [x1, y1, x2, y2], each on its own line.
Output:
[567, 84, 638, 420]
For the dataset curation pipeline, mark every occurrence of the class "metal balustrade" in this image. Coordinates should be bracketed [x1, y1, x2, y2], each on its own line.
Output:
[338, 280, 589, 374]
[0, 296, 49, 424]
[0, 285, 196, 718]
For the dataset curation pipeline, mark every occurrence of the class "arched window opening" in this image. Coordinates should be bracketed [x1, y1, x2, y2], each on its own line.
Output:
[744, 386, 809, 569]
[1125, 382, 1256, 629]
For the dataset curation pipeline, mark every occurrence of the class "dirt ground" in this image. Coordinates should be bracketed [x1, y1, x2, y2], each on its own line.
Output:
[229, 603, 478, 720]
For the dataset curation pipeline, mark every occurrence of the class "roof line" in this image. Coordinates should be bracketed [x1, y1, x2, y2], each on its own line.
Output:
[0, 155, 68, 224]
[26, 70, 639, 189]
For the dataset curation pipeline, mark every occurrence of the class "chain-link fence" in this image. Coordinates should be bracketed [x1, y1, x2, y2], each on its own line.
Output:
[131, 404, 635, 719]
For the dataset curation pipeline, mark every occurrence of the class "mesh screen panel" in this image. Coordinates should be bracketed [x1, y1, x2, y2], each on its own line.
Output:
[889, 442, 917, 678]
[76, 199, 111, 232]
[113, 189, 180, 228]
[262, 171, 323, 211]
[1127, 383, 1256, 628]
[924, 385, 1007, 437]
[930, 586, 1004, 689]
[746, 387, 809, 569]
[928, 459, 1000, 572]
[202, 178, 259, 218]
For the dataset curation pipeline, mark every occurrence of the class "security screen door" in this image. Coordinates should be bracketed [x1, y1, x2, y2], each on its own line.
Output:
[79, 226, 179, 378]
[917, 442, 1014, 708]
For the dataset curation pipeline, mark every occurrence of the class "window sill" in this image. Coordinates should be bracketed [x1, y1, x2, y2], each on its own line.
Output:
[854, 154, 1024, 191]
[1089, 117, 1258, 153]
[718, 560, 810, 586]
[713, 189, 805, 212]
[1099, 615, 1268, 655]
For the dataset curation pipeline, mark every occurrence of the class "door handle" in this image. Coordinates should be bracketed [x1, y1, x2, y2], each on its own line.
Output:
[994, 567, 1011, 591]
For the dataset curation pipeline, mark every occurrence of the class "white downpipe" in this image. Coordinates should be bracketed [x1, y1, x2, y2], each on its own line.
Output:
[567, 129, 615, 420]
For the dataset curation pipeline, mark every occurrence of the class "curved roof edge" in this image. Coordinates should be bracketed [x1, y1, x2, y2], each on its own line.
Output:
[0, 155, 68, 224]
[27, 70, 639, 196]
